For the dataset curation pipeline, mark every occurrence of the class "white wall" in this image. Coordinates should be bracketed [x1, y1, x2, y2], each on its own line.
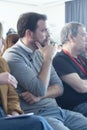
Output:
[39, 4, 65, 43]
[0, 1, 65, 42]
[0, 1, 39, 37]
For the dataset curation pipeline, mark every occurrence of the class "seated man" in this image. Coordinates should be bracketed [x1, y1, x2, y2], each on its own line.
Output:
[53, 22, 87, 116]
[0, 22, 53, 130]
[3, 12, 87, 130]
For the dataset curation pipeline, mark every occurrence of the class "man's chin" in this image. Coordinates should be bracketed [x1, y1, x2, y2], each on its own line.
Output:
[41, 41, 47, 47]
[41, 44, 45, 47]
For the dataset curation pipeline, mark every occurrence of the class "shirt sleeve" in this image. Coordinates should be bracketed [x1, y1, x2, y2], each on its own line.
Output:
[50, 65, 63, 88]
[53, 53, 76, 77]
[8, 85, 23, 114]
[3, 50, 46, 97]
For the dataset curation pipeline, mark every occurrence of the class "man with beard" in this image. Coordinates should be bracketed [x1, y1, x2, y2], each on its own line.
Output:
[3, 12, 87, 130]
[0, 21, 53, 130]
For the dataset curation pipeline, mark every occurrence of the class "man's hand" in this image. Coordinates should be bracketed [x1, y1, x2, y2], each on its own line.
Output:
[36, 41, 57, 61]
[19, 91, 41, 104]
[0, 72, 18, 88]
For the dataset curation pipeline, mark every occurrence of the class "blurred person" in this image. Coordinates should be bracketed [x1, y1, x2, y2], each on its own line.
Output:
[3, 30, 19, 53]
[0, 56, 23, 117]
[0, 23, 22, 117]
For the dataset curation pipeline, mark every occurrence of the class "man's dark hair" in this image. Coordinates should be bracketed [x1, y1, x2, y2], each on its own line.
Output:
[17, 12, 47, 38]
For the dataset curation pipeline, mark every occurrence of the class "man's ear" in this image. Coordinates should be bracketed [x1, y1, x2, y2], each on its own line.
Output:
[68, 34, 75, 42]
[25, 29, 33, 38]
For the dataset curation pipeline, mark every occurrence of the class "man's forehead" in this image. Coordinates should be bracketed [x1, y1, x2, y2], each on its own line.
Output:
[37, 20, 47, 27]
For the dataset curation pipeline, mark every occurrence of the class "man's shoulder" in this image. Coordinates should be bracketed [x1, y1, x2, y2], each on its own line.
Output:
[3, 43, 24, 57]
[3, 44, 26, 63]
[55, 51, 69, 59]
[54, 51, 70, 64]
[53, 50, 74, 73]
[3, 43, 20, 54]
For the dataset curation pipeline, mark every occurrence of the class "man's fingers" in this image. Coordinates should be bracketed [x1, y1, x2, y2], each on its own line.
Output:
[35, 41, 42, 49]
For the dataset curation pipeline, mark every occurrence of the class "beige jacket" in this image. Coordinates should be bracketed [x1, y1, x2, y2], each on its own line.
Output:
[0, 56, 23, 114]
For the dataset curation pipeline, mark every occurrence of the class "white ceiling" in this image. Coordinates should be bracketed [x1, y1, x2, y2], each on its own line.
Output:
[0, 0, 71, 6]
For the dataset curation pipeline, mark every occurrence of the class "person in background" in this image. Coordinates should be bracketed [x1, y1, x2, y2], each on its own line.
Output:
[0, 56, 23, 117]
[3, 12, 87, 130]
[3, 29, 19, 53]
[0, 22, 53, 130]
[53, 22, 87, 116]
[0, 23, 23, 117]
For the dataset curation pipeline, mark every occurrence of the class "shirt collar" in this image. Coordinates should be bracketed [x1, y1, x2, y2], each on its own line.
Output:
[17, 39, 33, 54]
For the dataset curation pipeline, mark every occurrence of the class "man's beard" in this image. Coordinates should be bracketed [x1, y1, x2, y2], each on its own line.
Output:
[41, 38, 49, 47]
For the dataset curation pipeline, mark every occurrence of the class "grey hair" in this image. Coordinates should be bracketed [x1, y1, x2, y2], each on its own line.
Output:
[61, 22, 84, 44]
